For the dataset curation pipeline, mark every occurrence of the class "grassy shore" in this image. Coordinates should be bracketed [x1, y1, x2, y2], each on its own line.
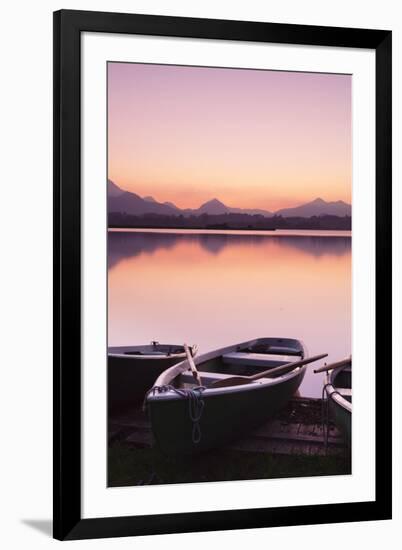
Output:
[108, 443, 351, 487]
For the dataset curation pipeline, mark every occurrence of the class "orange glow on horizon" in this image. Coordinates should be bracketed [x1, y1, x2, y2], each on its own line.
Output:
[108, 175, 351, 211]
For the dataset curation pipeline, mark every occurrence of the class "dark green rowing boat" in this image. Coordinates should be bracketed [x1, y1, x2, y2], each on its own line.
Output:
[145, 337, 316, 455]
[108, 342, 198, 413]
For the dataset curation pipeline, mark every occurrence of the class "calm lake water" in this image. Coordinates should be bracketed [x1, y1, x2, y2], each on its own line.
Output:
[108, 229, 351, 397]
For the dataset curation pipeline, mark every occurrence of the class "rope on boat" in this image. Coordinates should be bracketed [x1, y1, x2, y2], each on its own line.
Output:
[321, 383, 332, 452]
[321, 381, 347, 453]
[143, 385, 206, 444]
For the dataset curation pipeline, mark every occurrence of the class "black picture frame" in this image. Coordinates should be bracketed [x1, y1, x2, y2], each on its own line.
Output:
[53, 9, 392, 541]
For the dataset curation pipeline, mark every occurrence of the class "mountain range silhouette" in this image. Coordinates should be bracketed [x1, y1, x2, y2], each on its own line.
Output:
[108, 180, 351, 219]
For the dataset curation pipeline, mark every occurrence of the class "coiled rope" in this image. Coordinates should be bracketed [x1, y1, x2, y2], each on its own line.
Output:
[144, 385, 206, 444]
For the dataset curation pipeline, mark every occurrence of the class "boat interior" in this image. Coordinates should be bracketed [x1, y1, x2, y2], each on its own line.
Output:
[332, 365, 352, 403]
[174, 340, 304, 389]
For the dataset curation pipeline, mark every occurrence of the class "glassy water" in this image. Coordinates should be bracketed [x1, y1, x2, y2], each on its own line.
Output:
[108, 229, 351, 397]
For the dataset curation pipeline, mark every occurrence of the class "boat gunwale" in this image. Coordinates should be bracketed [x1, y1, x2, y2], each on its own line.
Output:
[108, 344, 197, 361]
[325, 362, 352, 414]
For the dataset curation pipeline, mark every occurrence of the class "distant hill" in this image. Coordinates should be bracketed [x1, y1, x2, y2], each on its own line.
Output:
[107, 179, 125, 198]
[107, 180, 351, 219]
[164, 201, 180, 211]
[275, 198, 351, 218]
[190, 198, 273, 217]
[108, 180, 180, 217]
[196, 198, 229, 215]
[145, 195, 181, 211]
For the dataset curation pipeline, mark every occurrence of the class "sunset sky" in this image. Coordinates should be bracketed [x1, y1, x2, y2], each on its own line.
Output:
[108, 62, 351, 211]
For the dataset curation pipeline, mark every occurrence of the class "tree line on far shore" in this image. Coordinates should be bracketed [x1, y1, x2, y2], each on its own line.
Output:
[108, 211, 351, 231]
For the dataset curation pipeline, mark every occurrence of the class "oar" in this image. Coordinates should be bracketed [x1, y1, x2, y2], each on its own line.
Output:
[313, 355, 351, 374]
[184, 343, 202, 386]
[210, 353, 328, 389]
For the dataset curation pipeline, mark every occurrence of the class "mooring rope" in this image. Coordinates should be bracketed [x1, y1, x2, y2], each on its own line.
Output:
[144, 385, 206, 444]
[321, 383, 332, 451]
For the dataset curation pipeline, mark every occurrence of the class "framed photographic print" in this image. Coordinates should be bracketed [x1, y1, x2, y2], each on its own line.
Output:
[53, 9, 392, 540]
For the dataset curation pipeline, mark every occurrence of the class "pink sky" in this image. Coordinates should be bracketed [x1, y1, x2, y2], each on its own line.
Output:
[108, 62, 351, 210]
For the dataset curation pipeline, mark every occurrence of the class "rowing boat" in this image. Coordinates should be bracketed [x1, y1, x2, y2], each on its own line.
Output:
[108, 342, 198, 412]
[145, 337, 314, 455]
[323, 358, 352, 445]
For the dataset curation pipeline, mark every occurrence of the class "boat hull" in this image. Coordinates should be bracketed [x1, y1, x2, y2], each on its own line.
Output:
[148, 367, 305, 455]
[108, 355, 187, 412]
[328, 399, 351, 444]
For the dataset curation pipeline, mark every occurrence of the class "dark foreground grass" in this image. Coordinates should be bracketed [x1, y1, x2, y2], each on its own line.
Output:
[108, 444, 351, 487]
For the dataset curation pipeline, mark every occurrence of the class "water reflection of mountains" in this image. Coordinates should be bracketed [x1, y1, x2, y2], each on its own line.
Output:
[108, 231, 351, 269]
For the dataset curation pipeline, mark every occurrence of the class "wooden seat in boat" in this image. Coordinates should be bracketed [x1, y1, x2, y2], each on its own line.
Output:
[246, 346, 301, 356]
[222, 352, 293, 367]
